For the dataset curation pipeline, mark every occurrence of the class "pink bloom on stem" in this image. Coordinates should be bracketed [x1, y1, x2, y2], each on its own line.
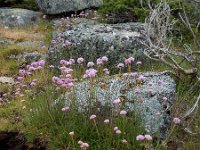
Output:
[135, 86, 141, 94]
[114, 127, 118, 131]
[117, 63, 124, 68]
[136, 135, 145, 141]
[157, 80, 163, 86]
[116, 129, 121, 134]
[104, 119, 110, 124]
[77, 57, 84, 64]
[144, 134, 152, 141]
[120, 110, 127, 116]
[85, 68, 97, 78]
[69, 131, 74, 136]
[138, 75, 145, 81]
[173, 117, 181, 124]
[122, 139, 128, 144]
[61, 106, 70, 112]
[162, 97, 168, 101]
[113, 98, 121, 105]
[87, 62, 94, 68]
[80, 143, 89, 149]
[136, 61, 142, 66]
[103, 68, 110, 75]
[96, 58, 103, 66]
[90, 115, 96, 120]
[102, 56, 108, 62]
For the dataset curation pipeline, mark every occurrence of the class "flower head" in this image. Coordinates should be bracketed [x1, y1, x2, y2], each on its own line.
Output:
[87, 62, 94, 68]
[113, 98, 121, 105]
[116, 129, 121, 134]
[69, 131, 74, 136]
[173, 117, 181, 124]
[117, 63, 124, 68]
[120, 110, 127, 116]
[104, 119, 110, 124]
[144, 134, 152, 141]
[77, 57, 84, 64]
[90, 115, 96, 120]
[136, 135, 145, 141]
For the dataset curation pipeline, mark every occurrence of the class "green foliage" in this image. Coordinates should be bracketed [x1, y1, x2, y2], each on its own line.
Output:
[2, 0, 38, 10]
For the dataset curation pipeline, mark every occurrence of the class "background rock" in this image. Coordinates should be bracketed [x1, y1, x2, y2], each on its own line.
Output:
[0, 8, 41, 27]
[62, 72, 176, 138]
[36, 0, 103, 14]
[48, 21, 147, 67]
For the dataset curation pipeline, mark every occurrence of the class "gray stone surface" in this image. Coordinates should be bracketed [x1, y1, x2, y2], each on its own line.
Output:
[48, 21, 146, 66]
[36, 0, 103, 14]
[0, 76, 14, 84]
[0, 8, 41, 27]
[0, 38, 15, 45]
[16, 41, 45, 48]
[62, 72, 175, 138]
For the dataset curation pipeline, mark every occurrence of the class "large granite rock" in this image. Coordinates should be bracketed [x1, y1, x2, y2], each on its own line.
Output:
[36, 0, 103, 15]
[48, 21, 146, 66]
[0, 8, 41, 27]
[61, 72, 176, 138]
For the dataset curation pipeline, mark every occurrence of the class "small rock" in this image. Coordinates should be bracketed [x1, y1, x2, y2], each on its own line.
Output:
[0, 76, 14, 84]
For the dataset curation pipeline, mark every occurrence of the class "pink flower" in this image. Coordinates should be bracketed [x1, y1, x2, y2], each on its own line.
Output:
[125, 58, 132, 65]
[120, 110, 127, 116]
[77, 57, 84, 64]
[69, 131, 74, 136]
[103, 68, 110, 75]
[162, 97, 167, 101]
[130, 72, 138, 78]
[80, 143, 89, 149]
[87, 62, 94, 68]
[173, 117, 181, 124]
[96, 58, 103, 66]
[61, 106, 70, 112]
[138, 75, 145, 81]
[60, 60, 67, 65]
[85, 68, 97, 78]
[90, 115, 96, 120]
[102, 56, 108, 62]
[136, 135, 145, 141]
[116, 129, 121, 134]
[136, 61, 142, 65]
[114, 127, 118, 131]
[157, 80, 163, 86]
[122, 139, 128, 144]
[135, 86, 141, 94]
[22, 106, 26, 109]
[144, 134, 152, 141]
[117, 63, 124, 68]
[113, 98, 121, 105]
[104, 119, 110, 124]
[69, 59, 75, 65]
[38, 60, 45, 66]
[78, 141, 83, 145]
[21, 100, 26, 103]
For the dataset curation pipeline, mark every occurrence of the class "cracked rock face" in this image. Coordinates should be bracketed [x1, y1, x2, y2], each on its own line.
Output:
[48, 22, 147, 66]
[36, 0, 103, 14]
[60, 72, 176, 138]
[0, 8, 41, 27]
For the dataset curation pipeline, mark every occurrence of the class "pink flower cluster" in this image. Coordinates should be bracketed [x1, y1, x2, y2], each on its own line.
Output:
[15, 60, 46, 97]
[52, 76, 74, 90]
[83, 68, 97, 78]
[136, 134, 152, 141]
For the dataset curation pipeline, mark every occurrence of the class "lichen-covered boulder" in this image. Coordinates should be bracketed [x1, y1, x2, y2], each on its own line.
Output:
[36, 0, 103, 15]
[0, 8, 41, 27]
[48, 21, 146, 67]
[61, 72, 176, 138]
